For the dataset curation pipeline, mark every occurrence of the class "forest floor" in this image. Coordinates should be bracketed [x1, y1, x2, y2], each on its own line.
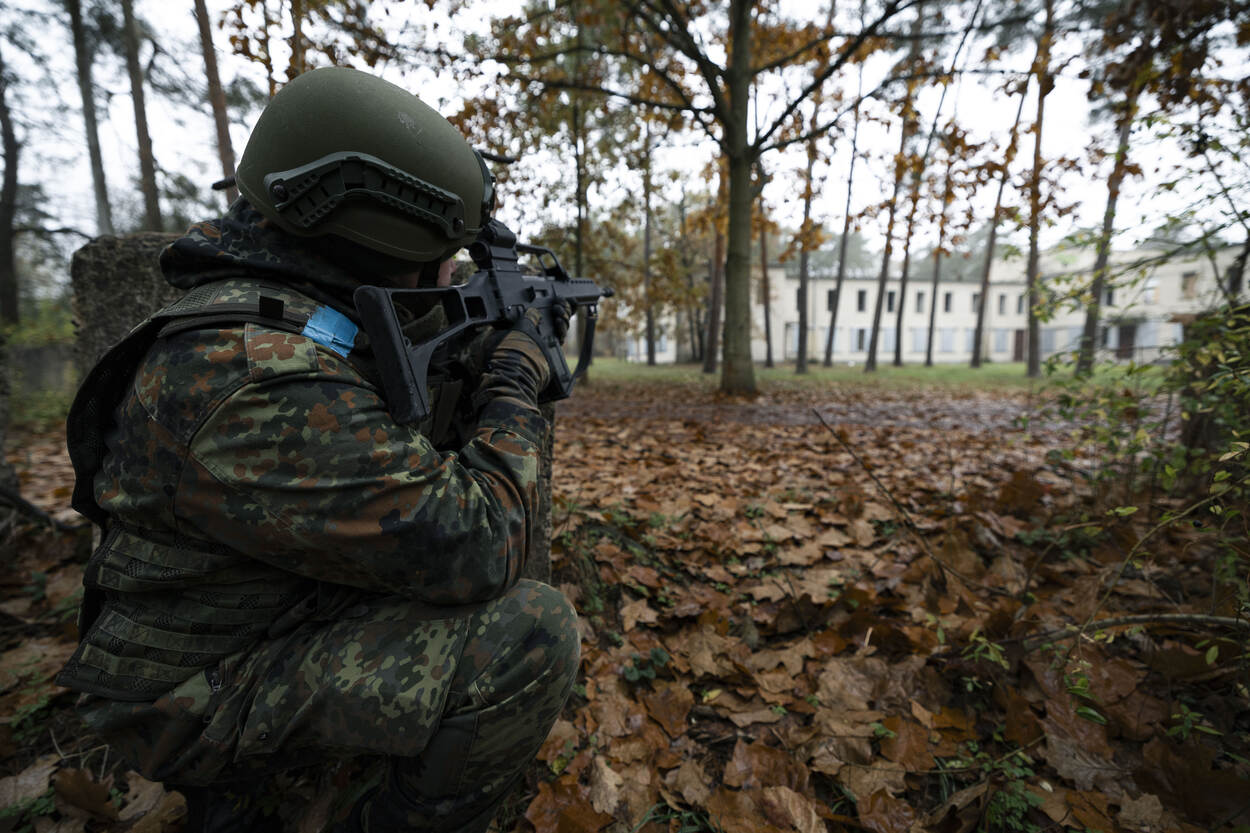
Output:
[2, 376, 1248, 833]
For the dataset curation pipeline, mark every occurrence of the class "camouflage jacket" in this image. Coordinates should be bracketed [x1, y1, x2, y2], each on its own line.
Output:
[59, 203, 546, 701]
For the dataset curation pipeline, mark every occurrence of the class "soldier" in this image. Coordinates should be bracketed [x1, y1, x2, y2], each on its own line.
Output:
[58, 67, 580, 833]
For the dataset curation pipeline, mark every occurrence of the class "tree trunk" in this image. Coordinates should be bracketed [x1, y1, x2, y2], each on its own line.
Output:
[759, 208, 773, 368]
[0, 45, 19, 325]
[67, 0, 114, 236]
[866, 7, 923, 373]
[122, 0, 162, 231]
[1076, 84, 1140, 375]
[825, 94, 861, 367]
[1025, 0, 1053, 378]
[972, 88, 1028, 369]
[796, 147, 815, 374]
[643, 127, 656, 366]
[290, 0, 306, 78]
[892, 200, 917, 367]
[865, 140, 907, 373]
[195, 0, 238, 205]
[703, 224, 724, 374]
[925, 152, 956, 367]
[718, 0, 756, 395]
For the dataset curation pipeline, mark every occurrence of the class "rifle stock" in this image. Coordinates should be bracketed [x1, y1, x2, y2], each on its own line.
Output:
[353, 219, 612, 425]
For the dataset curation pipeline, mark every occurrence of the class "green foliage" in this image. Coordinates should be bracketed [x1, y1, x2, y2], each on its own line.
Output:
[1167, 702, 1222, 740]
[4, 297, 75, 346]
[984, 778, 1043, 833]
[963, 629, 1010, 671]
[621, 647, 671, 683]
[0, 787, 57, 833]
[9, 389, 75, 433]
[632, 803, 724, 833]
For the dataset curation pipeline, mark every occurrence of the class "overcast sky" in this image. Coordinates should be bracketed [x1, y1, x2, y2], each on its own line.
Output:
[9, 0, 1246, 277]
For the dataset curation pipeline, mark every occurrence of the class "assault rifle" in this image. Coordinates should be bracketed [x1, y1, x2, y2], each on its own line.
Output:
[353, 219, 613, 425]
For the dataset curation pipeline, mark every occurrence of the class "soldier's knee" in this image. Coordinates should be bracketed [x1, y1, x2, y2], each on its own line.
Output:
[462, 580, 579, 709]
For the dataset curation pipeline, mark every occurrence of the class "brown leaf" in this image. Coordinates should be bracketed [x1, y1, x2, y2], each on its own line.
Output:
[815, 656, 885, 710]
[128, 790, 187, 833]
[858, 789, 918, 833]
[118, 772, 169, 821]
[0, 755, 57, 808]
[524, 776, 612, 833]
[620, 598, 658, 631]
[759, 786, 824, 833]
[728, 708, 785, 728]
[704, 787, 790, 833]
[587, 757, 623, 816]
[1117, 793, 1165, 830]
[841, 762, 907, 802]
[722, 740, 810, 792]
[537, 719, 579, 763]
[663, 758, 711, 806]
[0, 638, 75, 694]
[53, 769, 117, 820]
[878, 717, 934, 771]
[641, 682, 693, 738]
[1067, 790, 1115, 833]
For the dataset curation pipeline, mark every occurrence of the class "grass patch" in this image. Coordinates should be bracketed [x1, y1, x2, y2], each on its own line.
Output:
[580, 357, 1045, 392]
[9, 388, 75, 434]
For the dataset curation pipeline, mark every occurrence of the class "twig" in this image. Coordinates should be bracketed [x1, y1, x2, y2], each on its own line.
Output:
[1023, 612, 1250, 650]
[813, 409, 1009, 598]
[1062, 493, 1223, 665]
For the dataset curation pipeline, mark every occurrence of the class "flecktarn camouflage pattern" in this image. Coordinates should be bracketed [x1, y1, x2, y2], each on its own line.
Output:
[59, 200, 580, 832]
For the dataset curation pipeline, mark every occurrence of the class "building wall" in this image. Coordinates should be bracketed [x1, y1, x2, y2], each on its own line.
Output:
[759, 245, 1244, 365]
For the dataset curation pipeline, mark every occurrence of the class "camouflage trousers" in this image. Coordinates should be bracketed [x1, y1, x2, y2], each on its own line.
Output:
[78, 580, 580, 832]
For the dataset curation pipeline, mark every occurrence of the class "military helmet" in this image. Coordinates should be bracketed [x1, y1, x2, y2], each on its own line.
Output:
[236, 67, 494, 263]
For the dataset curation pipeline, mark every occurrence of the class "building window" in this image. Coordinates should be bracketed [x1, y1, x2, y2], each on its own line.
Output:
[911, 328, 927, 352]
[1105, 288, 1115, 307]
[857, 289, 867, 312]
[1182, 271, 1198, 299]
[883, 329, 896, 353]
[943, 292, 952, 313]
[1143, 279, 1158, 304]
[965, 328, 977, 352]
[998, 293, 1007, 315]
[827, 289, 837, 311]
[993, 329, 1009, 353]
[939, 328, 955, 353]
[915, 291, 925, 313]
[1017, 294, 1025, 315]
[971, 293, 981, 313]
[854, 328, 867, 352]
[887, 290, 896, 313]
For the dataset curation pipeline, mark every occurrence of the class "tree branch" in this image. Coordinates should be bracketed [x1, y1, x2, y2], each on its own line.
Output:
[754, 0, 920, 153]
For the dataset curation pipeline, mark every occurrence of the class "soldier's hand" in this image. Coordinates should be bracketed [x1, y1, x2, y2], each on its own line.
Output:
[474, 308, 551, 409]
[552, 300, 572, 343]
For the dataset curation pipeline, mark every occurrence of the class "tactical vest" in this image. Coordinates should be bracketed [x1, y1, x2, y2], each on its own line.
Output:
[57, 277, 461, 701]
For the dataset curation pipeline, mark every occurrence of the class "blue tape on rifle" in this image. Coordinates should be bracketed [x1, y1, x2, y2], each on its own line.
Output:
[302, 306, 358, 358]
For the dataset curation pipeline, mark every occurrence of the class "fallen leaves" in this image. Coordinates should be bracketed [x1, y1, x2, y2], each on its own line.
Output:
[4, 381, 1248, 832]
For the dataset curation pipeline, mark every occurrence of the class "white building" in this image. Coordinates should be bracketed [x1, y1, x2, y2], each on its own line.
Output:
[758, 243, 1245, 365]
[604, 242, 1245, 365]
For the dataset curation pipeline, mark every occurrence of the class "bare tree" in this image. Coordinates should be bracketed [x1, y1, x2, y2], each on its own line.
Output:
[121, 0, 162, 230]
[0, 44, 18, 324]
[66, 0, 114, 236]
[195, 0, 238, 204]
